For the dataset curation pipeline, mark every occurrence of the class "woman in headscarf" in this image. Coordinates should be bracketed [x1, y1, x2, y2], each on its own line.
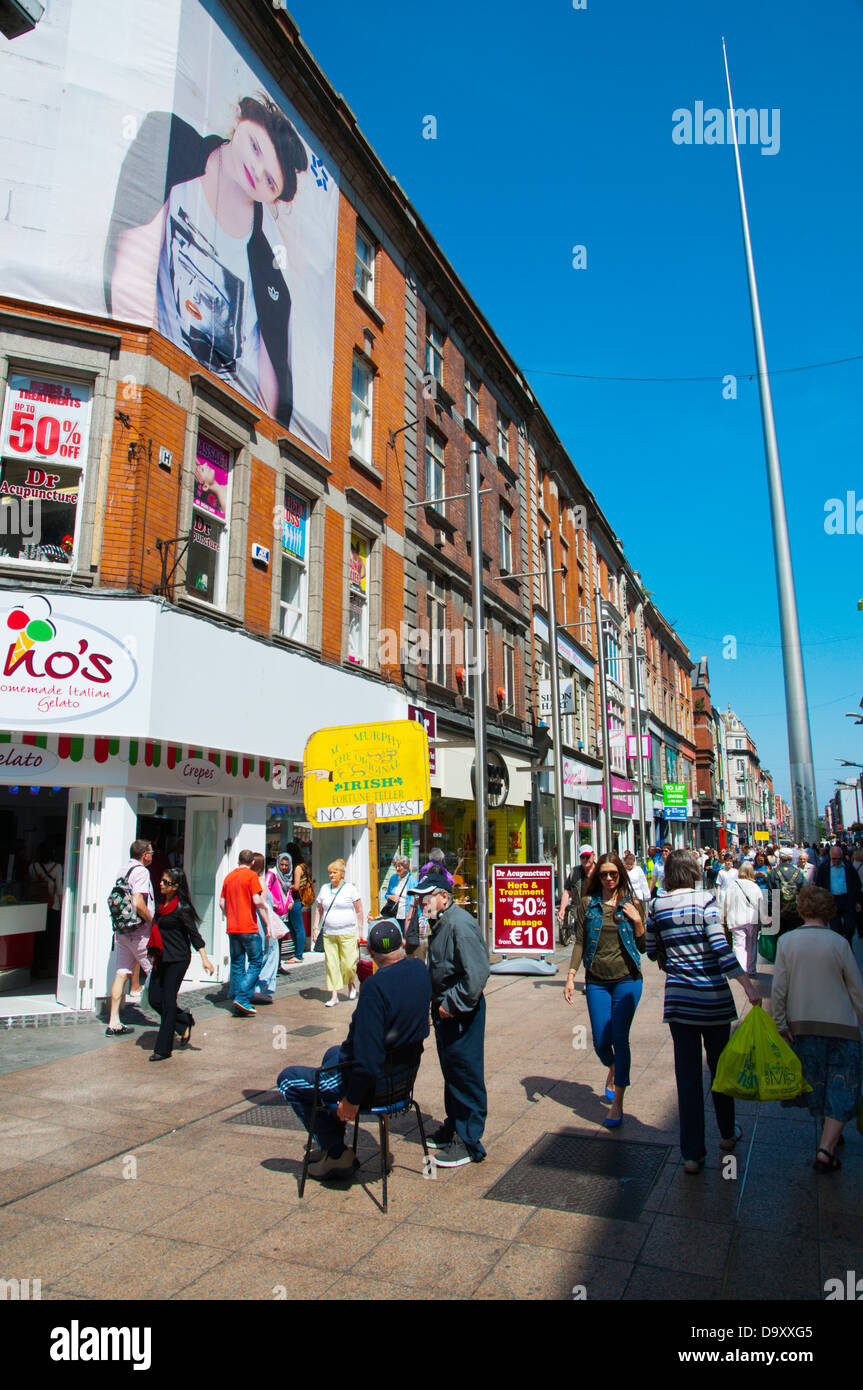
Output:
[263, 850, 294, 970]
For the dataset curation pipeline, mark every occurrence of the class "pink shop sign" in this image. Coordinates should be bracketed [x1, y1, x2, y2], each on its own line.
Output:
[602, 774, 634, 817]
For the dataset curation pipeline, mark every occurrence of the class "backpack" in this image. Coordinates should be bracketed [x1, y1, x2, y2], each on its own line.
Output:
[107, 868, 140, 935]
[774, 866, 803, 926]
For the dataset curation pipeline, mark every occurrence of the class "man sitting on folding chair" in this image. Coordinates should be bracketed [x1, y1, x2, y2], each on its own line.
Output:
[276, 920, 431, 1180]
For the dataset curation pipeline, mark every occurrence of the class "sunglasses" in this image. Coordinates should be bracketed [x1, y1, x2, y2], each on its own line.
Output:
[599, 870, 619, 879]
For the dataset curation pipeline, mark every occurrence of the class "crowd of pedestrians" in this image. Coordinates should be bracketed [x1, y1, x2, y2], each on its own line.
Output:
[102, 827, 863, 1190]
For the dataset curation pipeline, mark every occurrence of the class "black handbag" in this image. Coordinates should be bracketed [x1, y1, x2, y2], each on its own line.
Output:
[380, 875, 409, 919]
[313, 884, 343, 951]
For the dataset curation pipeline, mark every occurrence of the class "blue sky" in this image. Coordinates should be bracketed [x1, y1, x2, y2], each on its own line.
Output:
[286, 0, 863, 812]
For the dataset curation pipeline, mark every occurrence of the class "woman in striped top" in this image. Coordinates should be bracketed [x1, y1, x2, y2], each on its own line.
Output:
[646, 849, 762, 1173]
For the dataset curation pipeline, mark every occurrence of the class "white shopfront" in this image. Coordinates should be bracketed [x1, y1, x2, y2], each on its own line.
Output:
[0, 590, 407, 1012]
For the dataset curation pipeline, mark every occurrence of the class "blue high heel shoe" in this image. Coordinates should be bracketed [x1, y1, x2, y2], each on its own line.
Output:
[604, 1085, 616, 1102]
[603, 1113, 624, 1129]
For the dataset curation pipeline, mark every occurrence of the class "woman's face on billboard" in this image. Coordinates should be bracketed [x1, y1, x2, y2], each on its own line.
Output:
[226, 119, 284, 204]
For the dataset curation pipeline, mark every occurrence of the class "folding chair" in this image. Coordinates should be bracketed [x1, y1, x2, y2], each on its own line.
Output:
[298, 1043, 429, 1212]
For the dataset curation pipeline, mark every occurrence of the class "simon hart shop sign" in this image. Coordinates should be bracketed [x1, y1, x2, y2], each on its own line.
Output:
[1, 594, 138, 724]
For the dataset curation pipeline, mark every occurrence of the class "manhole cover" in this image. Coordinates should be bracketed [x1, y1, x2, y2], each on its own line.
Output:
[289, 1025, 332, 1037]
[484, 1131, 670, 1222]
[228, 1101, 305, 1130]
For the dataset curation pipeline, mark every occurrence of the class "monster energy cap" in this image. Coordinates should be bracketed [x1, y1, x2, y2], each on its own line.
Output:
[367, 920, 404, 954]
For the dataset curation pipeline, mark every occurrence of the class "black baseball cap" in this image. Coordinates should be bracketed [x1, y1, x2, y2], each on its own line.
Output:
[408, 872, 451, 896]
[367, 920, 404, 954]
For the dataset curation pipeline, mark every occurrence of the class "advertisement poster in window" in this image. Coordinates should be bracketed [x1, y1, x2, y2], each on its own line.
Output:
[194, 436, 231, 520]
[0, 375, 92, 565]
[282, 489, 307, 561]
[0, 0, 339, 460]
[349, 536, 367, 594]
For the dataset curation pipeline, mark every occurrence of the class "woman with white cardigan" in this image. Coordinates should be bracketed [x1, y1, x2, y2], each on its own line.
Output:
[723, 863, 764, 976]
[773, 883, 863, 1173]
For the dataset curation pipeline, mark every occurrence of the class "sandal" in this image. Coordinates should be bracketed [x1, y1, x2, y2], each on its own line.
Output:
[105, 1025, 133, 1036]
[814, 1147, 841, 1173]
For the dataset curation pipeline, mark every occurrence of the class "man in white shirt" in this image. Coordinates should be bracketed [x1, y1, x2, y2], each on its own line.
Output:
[106, 840, 155, 1037]
[716, 853, 739, 908]
[623, 851, 650, 903]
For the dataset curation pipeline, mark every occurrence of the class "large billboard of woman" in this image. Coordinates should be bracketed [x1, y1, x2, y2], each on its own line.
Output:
[0, 0, 338, 459]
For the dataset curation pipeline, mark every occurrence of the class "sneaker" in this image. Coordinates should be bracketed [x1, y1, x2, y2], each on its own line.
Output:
[127, 991, 143, 1003]
[233, 1002, 256, 1016]
[431, 1137, 472, 1168]
[719, 1124, 744, 1152]
[425, 1126, 454, 1150]
[683, 1157, 705, 1175]
[308, 1147, 358, 1180]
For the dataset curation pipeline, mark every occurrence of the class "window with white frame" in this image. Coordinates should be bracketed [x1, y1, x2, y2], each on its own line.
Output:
[347, 533, 370, 666]
[576, 677, 590, 750]
[351, 354, 373, 462]
[425, 320, 445, 386]
[426, 573, 447, 686]
[280, 486, 309, 643]
[499, 501, 513, 571]
[425, 428, 445, 510]
[603, 620, 622, 687]
[464, 368, 480, 426]
[0, 372, 93, 568]
[185, 431, 232, 608]
[497, 412, 510, 464]
[502, 629, 515, 710]
[354, 225, 376, 302]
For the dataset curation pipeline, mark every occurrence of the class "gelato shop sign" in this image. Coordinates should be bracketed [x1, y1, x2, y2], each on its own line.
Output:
[1, 595, 137, 723]
[0, 743, 59, 777]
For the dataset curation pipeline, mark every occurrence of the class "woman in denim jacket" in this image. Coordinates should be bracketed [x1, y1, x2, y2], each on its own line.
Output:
[564, 852, 646, 1127]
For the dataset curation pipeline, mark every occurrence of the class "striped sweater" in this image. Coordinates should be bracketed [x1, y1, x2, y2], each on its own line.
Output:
[646, 889, 746, 1025]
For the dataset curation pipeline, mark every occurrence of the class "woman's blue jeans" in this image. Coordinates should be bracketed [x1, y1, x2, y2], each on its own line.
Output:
[288, 899, 306, 961]
[584, 977, 643, 1088]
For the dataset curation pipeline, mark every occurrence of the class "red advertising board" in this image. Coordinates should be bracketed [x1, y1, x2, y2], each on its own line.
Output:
[492, 864, 555, 954]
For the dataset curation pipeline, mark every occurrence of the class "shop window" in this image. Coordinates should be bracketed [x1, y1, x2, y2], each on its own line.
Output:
[280, 486, 309, 643]
[347, 533, 369, 666]
[0, 373, 93, 568]
[186, 432, 231, 607]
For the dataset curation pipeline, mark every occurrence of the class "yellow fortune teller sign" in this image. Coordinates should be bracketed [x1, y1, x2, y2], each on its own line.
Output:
[303, 720, 431, 826]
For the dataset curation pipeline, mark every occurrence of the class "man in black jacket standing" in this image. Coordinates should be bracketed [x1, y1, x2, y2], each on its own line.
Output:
[408, 872, 490, 1168]
[815, 845, 862, 941]
[276, 920, 430, 1179]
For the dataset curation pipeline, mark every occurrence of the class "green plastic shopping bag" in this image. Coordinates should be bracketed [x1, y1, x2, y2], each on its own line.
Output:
[712, 1005, 812, 1101]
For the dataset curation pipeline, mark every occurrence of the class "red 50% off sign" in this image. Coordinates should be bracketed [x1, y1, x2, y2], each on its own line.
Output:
[492, 864, 555, 954]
